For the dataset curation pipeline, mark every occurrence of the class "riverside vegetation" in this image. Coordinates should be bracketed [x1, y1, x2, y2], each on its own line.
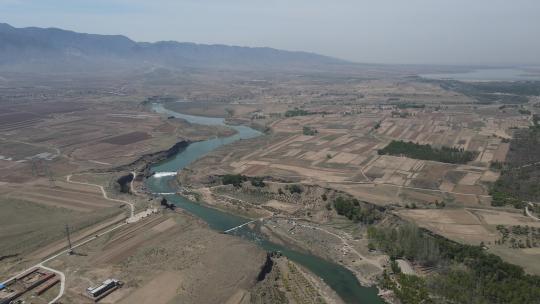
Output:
[368, 224, 540, 304]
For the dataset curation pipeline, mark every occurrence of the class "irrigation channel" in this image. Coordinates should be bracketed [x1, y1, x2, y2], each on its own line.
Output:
[147, 103, 384, 304]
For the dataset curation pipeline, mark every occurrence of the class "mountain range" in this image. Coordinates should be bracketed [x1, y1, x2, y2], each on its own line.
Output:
[0, 23, 349, 73]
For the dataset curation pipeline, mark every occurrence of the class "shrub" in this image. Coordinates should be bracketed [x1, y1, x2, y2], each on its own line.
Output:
[303, 126, 318, 136]
[222, 174, 245, 187]
[250, 177, 265, 187]
[333, 196, 380, 224]
[286, 184, 303, 194]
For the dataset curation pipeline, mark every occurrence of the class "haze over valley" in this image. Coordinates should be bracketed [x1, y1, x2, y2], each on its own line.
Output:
[1, 2, 540, 304]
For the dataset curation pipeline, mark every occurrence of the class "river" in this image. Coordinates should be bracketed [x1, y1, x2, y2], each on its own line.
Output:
[146, 103, 384, 304]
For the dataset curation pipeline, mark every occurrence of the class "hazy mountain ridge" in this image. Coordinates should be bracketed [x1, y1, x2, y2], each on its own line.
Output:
[0, 23, 348, 72]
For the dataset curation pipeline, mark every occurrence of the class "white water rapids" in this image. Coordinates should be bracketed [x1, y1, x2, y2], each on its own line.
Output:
[152, 172, 177, 178]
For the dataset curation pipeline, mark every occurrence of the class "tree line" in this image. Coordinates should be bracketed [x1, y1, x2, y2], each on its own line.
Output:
[489, 127, 540, 208]
[368, 224, 540, 303]
[221, 174, 265, 188]
[378, 140, 478, 164]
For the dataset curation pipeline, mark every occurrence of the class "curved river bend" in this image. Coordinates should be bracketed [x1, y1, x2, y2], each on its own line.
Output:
[147, 103, 384, 304]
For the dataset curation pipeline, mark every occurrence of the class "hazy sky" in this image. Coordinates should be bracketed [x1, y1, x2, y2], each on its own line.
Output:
[2, 0, 540, 65]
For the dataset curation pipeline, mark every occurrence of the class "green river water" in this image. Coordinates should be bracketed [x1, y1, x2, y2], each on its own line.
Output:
[146, 103, 384, 304]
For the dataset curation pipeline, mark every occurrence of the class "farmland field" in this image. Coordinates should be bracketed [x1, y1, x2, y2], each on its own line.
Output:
[1, 58, 540, 304]
[101, 131, 152, 145]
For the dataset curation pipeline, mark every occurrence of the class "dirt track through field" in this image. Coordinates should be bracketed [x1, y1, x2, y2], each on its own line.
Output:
[67, 174, 135, 218]
[14, 191, 113, 210]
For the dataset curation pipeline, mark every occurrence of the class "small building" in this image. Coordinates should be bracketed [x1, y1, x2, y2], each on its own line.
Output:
[86, 279, 121, 298]
[251, 111, 266, 119]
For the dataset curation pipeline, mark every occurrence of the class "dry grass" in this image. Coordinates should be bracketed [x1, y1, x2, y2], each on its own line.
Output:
[49, 212, 266, 304]
[0, 197, 122, 261]
[397, 208, 497, 245]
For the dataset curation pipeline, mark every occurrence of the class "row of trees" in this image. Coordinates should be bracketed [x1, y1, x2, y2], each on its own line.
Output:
[396, 103, 425, 109]
[378, 140, 478, 164]
[284, 108, 328, 118]
[489, 127, 540, 208]
[284, 108, 311, 117]
[221, 174, 265, 188]
[368, 224, 441, 266]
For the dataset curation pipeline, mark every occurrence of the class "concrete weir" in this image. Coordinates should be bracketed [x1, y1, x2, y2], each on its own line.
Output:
[224, 218, 263, 233]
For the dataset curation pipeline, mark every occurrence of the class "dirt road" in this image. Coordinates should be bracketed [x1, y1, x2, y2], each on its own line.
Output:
[526, 202, 540, 221]
[66, 174, 135, 218]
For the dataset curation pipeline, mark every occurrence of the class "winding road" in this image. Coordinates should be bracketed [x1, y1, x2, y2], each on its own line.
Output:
[39, 265, 65, 304]
[526, 202, 540, 221]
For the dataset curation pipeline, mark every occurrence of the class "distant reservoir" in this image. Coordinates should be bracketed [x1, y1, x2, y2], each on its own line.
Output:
[420, 68, 540, 81]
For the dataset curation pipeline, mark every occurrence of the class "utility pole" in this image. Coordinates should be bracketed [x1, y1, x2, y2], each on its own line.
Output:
[65, 224, 74, 255]
[45, 161, 56, 187]
[31, 159, 37, 177]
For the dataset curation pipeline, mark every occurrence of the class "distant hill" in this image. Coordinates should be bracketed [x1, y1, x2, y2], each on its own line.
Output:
[0, 23, 349, 73]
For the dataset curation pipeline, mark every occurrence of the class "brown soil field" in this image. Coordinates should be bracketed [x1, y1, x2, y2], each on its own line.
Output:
[492, 142, 510, 162]
[117, 271, 183, 304]
[0, 112, 41, 125]
[397, 208, 496, 245]
[0, 140, 57, 161]
[7, 101, 88, 115]
[0, 95, 238, 284]
[101, 131, 152, 145]
[182, 106, 503, 210]
[489, 246, 540, 275]
[1, 180, 121, 212]
[0, 98, 236, 180]
[396, 206, 540, 274]
[468, 208, 540, 227]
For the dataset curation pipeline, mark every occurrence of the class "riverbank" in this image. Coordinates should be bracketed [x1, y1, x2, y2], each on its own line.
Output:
[172, 184, 389, 294]
[180, 181, 389, 284]
[143, 103, 387, 303]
